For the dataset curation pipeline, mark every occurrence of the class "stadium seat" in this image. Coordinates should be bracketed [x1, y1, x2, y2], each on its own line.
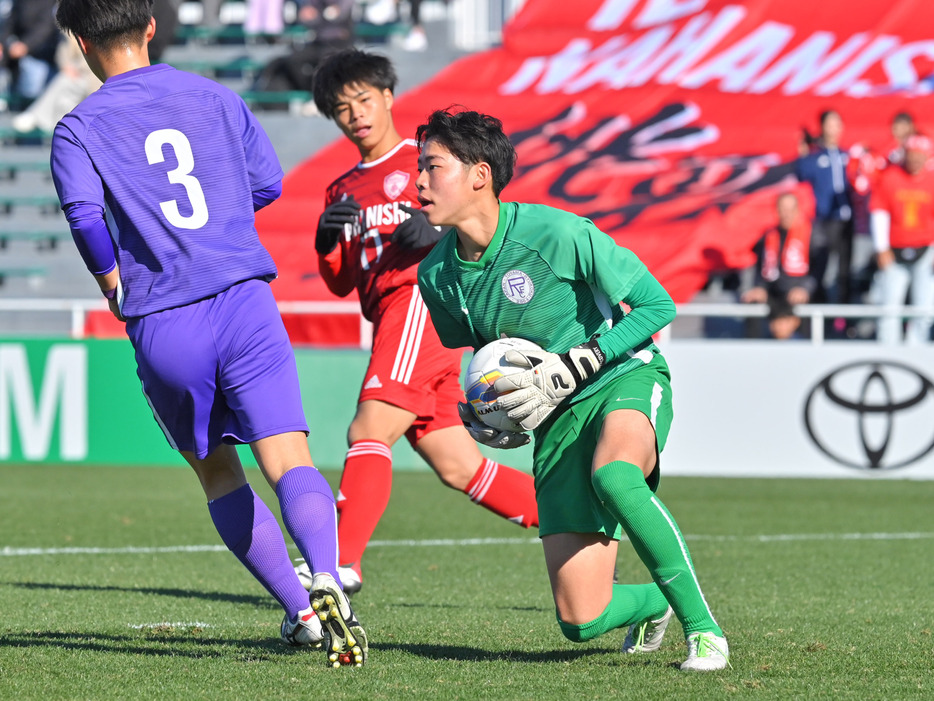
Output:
[0, 161, 51, 181]
[0, 230, 70, 251]
[173, 23, 311, 46]
[166, 55, 267, 80]
[239, 89, 313, 112]
[0, 196, 62, 216]
[0, 266, 47, 286]
[0, 127, 53, 146]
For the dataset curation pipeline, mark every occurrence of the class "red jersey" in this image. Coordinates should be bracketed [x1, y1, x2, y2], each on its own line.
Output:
[872, 166, 934, 249]
[318, 139, 427, 321]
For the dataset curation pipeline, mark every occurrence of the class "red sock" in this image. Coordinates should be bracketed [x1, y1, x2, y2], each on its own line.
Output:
[336, 440, 393, 568]
[464, 458, 539, 528]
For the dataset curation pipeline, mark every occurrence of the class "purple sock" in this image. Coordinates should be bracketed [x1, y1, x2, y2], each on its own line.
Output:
[208, 483, 310, 619]
[275, 465, 341, 586]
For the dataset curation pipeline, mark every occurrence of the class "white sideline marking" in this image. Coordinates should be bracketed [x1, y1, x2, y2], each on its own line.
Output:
[128, 621, 212, 629]
[2, 532, 933, 557]
[0, 545, 229, 556]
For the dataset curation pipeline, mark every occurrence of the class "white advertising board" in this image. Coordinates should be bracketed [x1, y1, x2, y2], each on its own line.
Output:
[661, 342, 934, 480]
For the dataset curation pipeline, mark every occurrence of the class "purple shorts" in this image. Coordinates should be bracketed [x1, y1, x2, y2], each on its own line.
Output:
[125, 279, 308, 459]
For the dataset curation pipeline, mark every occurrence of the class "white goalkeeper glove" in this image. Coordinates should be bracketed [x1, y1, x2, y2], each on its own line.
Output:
[457, 402, 530, 450]
[493, 338, 605, 430]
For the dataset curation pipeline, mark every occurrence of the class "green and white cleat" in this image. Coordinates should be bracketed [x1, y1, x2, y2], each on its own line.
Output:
[680, 631, 730, 672]
[622, 605, 673, 653]
[310, 572, 368, 668]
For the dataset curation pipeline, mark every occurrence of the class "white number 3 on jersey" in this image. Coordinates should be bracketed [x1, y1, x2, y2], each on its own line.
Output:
[145, 128, 209, 230]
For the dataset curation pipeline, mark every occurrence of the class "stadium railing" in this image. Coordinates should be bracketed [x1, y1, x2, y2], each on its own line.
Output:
[0, 298, 372, 344]
[652, 303, 934, 343]
[1, 299, 932, 346]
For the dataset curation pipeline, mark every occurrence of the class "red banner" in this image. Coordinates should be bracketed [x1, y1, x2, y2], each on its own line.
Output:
[257, 0, 934, 345]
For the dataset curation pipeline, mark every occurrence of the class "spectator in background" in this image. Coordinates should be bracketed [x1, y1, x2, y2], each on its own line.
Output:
[245, 0, 285, 39]
[796, 110, 855, 335]
[11, 34, 101, 133]
[149, 0, 181, 62]
[251, 0, 354, 102]
[361, 0, 427, 51]
[740, 192, 815, 340]
[0, 0, 60, 111]
[399, 0, 427, 52]
[297, 0, 355, 48]
[845, 141, 880, 335]
[870, 135, 934, 345]
[885, 111, 917, 168]
[764, 296, 806, 341]
[200, 0, 224, 28]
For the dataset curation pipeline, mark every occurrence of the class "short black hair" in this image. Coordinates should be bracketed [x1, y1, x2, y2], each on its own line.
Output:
[56, 0, 154, 51]
[767, 292, 795, 321]
[313, 49, 397, 119]
[892, 111, 915, 125]
[819, 109, 840, 128]
[416, 108, 516, 197]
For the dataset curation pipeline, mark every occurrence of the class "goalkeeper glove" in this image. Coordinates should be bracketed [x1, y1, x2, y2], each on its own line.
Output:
[457, 402, 530, 450]
[315, 195, 361, 255]
[493, 338, 605, 430]
[392, 203, 446, 249]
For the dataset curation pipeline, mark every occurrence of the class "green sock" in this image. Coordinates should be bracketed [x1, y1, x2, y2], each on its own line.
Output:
[557, 583, 669, 642]
[592, 460, 723, 637]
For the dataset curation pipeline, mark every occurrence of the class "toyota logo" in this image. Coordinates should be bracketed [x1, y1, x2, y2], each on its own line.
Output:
[804, 360, 934, 470]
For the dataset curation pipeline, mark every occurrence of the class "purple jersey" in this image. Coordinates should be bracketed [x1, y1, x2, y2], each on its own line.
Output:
[51, 64, 282, 317]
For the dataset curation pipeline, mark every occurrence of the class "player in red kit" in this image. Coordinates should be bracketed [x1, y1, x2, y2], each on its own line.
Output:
[870, 134, 934, 344]
[294, 49, 539, 594]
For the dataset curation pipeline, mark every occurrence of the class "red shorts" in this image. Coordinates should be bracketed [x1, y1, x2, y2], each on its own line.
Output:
[359, 285, 465, 447]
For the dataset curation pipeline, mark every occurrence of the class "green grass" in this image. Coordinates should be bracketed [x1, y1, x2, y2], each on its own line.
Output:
[1, 464, 931, 699]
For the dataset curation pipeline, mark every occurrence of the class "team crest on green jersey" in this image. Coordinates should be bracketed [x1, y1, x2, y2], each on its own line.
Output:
[501, 270, 535, 304]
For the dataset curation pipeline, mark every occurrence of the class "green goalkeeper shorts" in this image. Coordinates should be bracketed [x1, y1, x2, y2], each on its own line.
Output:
[532, 351, 673, 539]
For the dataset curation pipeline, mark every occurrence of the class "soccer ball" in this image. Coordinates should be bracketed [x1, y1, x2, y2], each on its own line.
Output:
[463, 337, 543, 433]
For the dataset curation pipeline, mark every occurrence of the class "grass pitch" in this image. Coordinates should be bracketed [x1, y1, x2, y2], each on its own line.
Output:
[0, 463, 931, 700]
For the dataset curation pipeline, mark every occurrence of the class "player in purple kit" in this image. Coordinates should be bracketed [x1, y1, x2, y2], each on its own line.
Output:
[49, 0, 366, 668]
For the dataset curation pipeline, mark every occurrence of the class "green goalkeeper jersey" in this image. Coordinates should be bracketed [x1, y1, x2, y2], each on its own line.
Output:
[417, 201, 676, 405]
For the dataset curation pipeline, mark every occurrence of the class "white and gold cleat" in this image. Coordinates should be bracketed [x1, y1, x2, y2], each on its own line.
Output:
[310, 572, 368, 668]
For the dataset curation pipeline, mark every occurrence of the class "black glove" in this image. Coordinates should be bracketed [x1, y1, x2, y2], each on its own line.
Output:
[457, 402, 531, 449]
[315, 196, 361, 255]
[392, 203, 445, 249]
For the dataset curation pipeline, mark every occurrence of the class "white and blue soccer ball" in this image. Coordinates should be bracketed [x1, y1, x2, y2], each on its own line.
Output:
[463, 337, 543, 433]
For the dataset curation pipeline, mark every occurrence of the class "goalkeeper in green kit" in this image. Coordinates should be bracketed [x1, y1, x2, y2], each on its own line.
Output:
[415, 108, 729, 672]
